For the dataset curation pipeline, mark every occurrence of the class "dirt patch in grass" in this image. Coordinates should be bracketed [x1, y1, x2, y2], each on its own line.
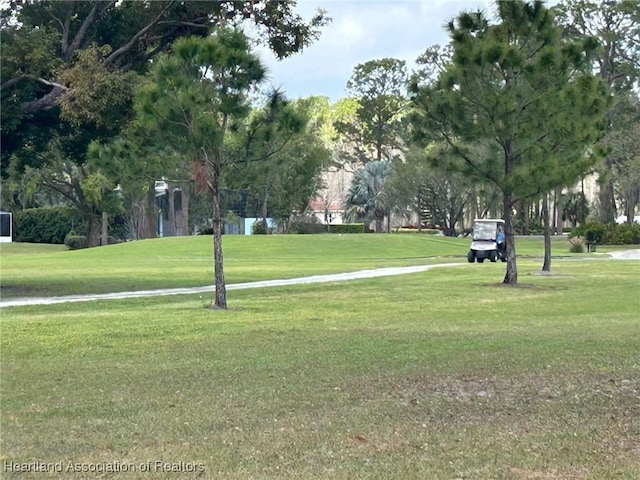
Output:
[482, 281, 571, 290]
[341, 370, 640, 437]
[529, 271, 571, 277]
[507, 466, 589, 479]
[483, 282, 544, 289]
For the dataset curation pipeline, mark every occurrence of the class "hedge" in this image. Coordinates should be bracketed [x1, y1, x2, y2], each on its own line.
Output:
[15, 207, 83, 244]
[572, 222, 640, 245]
[326, 223, 364, 234]
[394, 228, 442, 234]
[288, 217, 326, 234]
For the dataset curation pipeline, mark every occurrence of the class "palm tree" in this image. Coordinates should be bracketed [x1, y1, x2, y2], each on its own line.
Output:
[343, 160, 392, 233]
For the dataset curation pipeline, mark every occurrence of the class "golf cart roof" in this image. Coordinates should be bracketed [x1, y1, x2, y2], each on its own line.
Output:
[474, 218, 505, 224]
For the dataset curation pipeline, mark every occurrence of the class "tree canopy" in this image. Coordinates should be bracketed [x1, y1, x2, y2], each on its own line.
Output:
[554, 0, 640, 222]
[0, 0, 328, 250]
[338, 58, 408, 164]
[1, 0, 328, 179]
[1, 0, 328, 117]
[410, 0, 610, 284]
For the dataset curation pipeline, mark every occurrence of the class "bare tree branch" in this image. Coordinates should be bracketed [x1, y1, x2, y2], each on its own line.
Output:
[105, 1, 176, 68]
[1, 75, 69, 112]
[65, 1, 116, 63]
[22, 84, 68, 113]
[1, 74, 66, 92]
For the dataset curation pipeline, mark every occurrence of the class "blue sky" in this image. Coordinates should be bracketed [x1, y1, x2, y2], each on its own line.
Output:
[256, 0, 559, 103]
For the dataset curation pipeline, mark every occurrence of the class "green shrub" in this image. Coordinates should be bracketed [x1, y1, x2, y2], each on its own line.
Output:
[512, 216, 544, 235]
[573, 222, 607, 244]
[198, 227, 214, 235]
[15, 207, 83, 244]
[288, 216, 327, 234]
[568, 236, 586, 253]
[64, 234, 87, 250]
[572, 221, 640, 245]
[327, 223, 364, 234]
[108, 214, 127, 241]
[607, 223, 640, 245]
[394, 228, 442, 234]
[252, 219, 272, 235]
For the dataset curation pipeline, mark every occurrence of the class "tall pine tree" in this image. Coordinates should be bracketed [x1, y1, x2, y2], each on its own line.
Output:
[410, 0, 609, 284]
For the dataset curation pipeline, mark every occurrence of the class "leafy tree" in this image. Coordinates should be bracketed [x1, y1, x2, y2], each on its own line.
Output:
[1, 1, 328, 118]
[413, 44, 453, 87]
[554, 0, 640, 222]
[134, 30, 266, 309]
[232, 96, 332, 228]
[604, 94, 640, 223]
[328, 97, 361, 177]
[338, 58, 408, 164]
[1, 0, 328, 241]
[390, 145, 474, 236]
[410, 0, 610, 283]
[562, 191, 590, 228]
[87, 133, 178, 240]
[343, 160, 392, 233]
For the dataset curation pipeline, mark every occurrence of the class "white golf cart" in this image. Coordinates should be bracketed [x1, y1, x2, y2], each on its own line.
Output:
[467, 219, 507, 263]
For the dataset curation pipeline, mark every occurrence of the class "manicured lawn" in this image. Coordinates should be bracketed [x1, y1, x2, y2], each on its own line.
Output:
[1, 234, 576, 298]
[1, 252, 638, 479]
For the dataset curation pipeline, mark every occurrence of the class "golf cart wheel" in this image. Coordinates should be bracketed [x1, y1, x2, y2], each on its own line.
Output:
[501, 256, 507, 262]
[467, 251, 475, 263]
[477, 257, 485, 263]
[490, 251, 497, 262]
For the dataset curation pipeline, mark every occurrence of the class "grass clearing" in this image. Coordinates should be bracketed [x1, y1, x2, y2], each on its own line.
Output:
[1, 253, 639, 479]
[1, 235, 467, 298]
[2, 234, 581, 299]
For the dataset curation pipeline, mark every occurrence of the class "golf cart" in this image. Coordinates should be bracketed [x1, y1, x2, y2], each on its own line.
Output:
[467, 218, 507, 263]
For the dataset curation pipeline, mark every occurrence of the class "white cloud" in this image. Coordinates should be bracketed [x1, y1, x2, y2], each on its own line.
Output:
[257, 0, 559, 102]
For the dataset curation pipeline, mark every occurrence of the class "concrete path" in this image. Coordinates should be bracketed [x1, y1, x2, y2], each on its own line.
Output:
[2, 250, 637, 309]
[0, 263, 463, 309]
[607, 249, 640, 260]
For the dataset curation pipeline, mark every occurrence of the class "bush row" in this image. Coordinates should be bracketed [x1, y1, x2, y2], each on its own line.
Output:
[572, 222, 640, 245]
[15, 207, 83, 244]
[394, 228, 442, 235]
[325, 223, 364, 234]
[285, 216, 364, 234]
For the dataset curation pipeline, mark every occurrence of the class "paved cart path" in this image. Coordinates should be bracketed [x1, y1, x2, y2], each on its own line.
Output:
[607, 249, 640, 260]
[1, 263, 464, 308]
[2, 249, 637, 309]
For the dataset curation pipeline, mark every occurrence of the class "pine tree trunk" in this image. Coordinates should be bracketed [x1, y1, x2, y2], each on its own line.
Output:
[101, 211, 108, 246]
[623, 181, 638, 224]
[84, 212, 101, 247]
[502, 193, 518, 285]
[598, 173, 617, 223]
[145, 180, 158, 239]
[523, 199, 530, 236]
[375, 215, 383, 233]
[262, 186, 269, 231]
[542, 194, 551, 272]
[168, 183, 176, 236]
[177, 182, 190, 235]
[625, 201, 635, 225]
[555, 187, 563, 235]
[211, 155, 227, 309]
[127, 198, 144, 240]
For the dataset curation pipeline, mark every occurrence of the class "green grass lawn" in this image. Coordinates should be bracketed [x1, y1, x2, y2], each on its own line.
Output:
[1, 237, 638, 479]
[1, 234, 580, 298]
